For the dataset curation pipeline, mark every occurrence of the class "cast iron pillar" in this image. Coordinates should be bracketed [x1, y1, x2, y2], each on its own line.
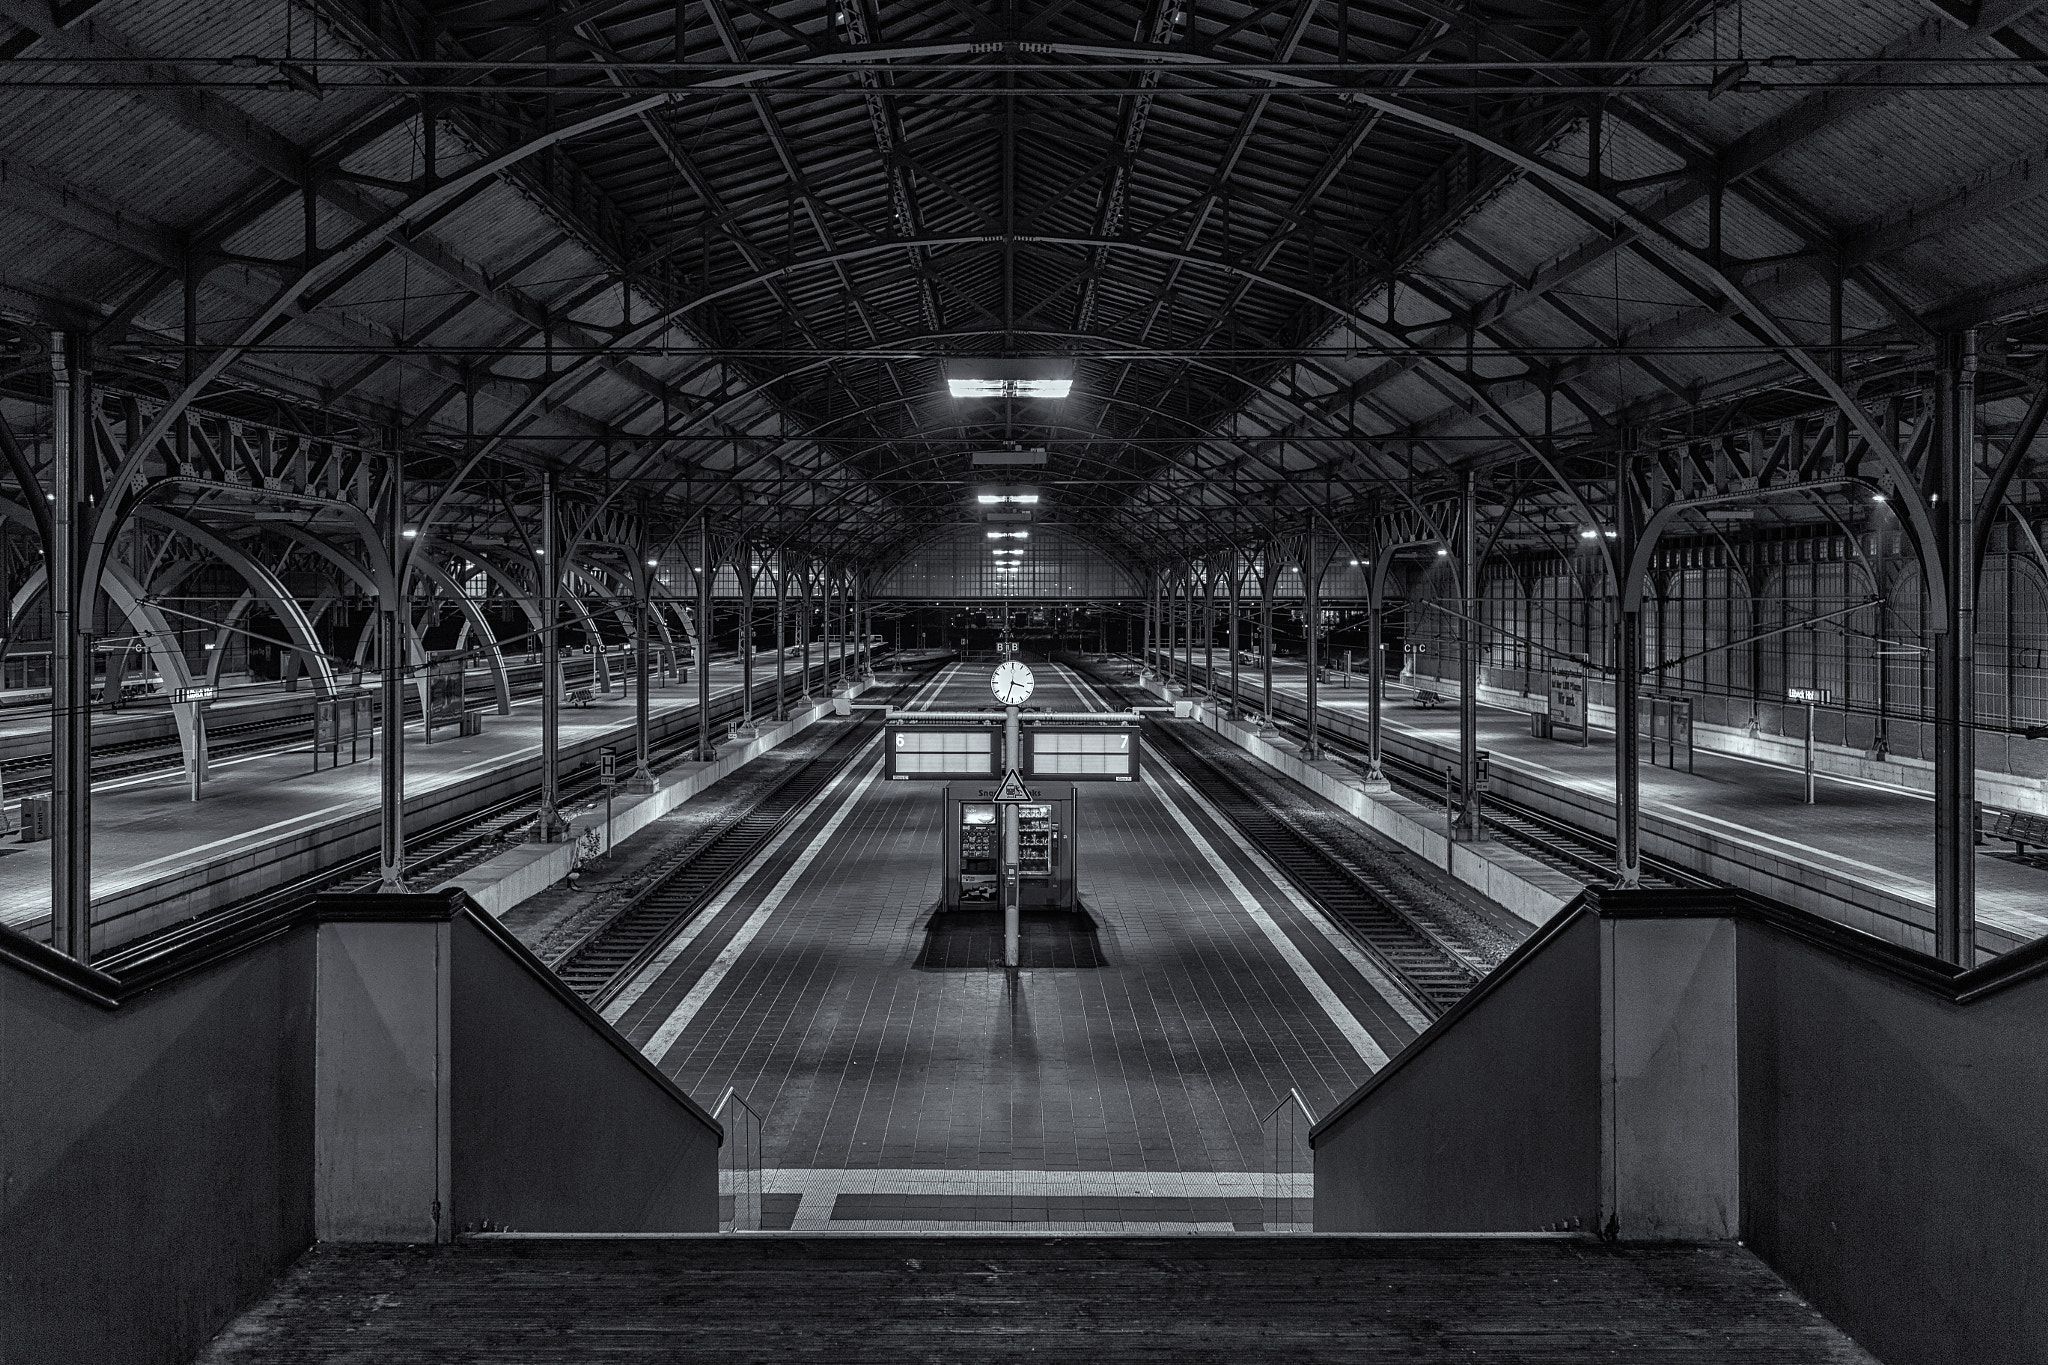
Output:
[1458, 472, 1483, 840]
[1226, 560, 1241, 715]
[799, 567, 813, 699]
[1934, 329, 1979, 966]
[628, 558, 656, 794]
[1202, 572, 1215, 694]
[738, 545, 755, 726]
[1303, 531, 1323, 761]
[696, 521, 716, 761]
[378, 442, 415, 883]
[48, 333, 93, 956]
[1612, 450, 1643, 889]
[774, 555, 788, 720]
[1364, 554, 1389, 788]
[1260, 561, 1276, 725]
[532, 468, 569, 842]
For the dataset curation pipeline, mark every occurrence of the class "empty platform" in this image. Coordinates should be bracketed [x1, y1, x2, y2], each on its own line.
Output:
[516, 663, 1435, 1234]
[1168, 656, 2048, 955]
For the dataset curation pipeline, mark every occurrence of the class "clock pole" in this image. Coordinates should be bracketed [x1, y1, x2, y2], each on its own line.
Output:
[1003, 702, 1021, 969]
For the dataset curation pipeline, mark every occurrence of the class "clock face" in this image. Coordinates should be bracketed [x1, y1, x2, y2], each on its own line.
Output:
[991, 661, 1036, 706]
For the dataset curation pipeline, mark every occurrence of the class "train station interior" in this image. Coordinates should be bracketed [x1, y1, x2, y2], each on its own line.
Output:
[0, 1, 2041, 1361]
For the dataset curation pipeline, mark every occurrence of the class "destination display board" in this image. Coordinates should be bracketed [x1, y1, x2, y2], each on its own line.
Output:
[1023, 727, 1140, 782]
[886, 725, 997, 780]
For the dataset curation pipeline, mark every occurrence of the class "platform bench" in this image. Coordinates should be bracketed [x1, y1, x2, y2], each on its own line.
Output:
[566, 686, 595, 708]
[1413, 689, 1445, 708]
[1988, 810, 2048, 853]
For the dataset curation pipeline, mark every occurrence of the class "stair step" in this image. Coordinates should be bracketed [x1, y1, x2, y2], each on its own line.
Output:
[196, 1235, 1874, 1363]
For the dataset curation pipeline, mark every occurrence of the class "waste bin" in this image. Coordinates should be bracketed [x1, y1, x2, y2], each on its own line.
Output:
[1530, 711, 1553, 740]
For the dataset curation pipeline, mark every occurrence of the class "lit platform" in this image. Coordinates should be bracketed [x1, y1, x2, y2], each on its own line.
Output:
[0, 650, 852, 952]
[539, 663, 1431, 1233]
[1171, 657, 2048, 956]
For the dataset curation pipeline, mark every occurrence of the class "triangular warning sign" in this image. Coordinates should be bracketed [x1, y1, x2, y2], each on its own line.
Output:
[992, 767, 1031, 802]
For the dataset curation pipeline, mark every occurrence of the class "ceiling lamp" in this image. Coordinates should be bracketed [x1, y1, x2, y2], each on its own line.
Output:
[946, 359, 1074, 399]
[976, 493, 1040, 505]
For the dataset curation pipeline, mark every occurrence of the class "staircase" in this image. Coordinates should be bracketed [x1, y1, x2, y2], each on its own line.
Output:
[196, 1234, 1874, 1363]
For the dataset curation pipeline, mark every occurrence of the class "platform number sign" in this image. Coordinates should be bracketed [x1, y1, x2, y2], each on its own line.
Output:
[599, 748, 618, 785]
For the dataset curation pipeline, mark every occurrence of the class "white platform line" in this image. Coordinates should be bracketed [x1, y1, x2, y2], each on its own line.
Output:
[763, 1168, 1308, 1197]
[603, 734, 881, 1024]
[1141, 752, 1391, 1069]
[1147, 747, 1434, 1034]
[640, 747, 887, 1065]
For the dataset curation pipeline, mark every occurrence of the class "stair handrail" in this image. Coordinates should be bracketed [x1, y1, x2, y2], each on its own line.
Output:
[1261, 1087, 1319, 1233]
[713, 1087, 765, 1232]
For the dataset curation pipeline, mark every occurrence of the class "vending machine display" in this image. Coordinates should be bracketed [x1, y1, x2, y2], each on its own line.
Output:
[958, 804, 998, 903]
[1016, 805, 1053, 876]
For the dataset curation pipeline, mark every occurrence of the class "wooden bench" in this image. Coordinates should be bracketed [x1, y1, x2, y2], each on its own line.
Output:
[1413, 689, 1445, 709]
[566, 686, 595, 708]
[1987, 809, 2048, 853]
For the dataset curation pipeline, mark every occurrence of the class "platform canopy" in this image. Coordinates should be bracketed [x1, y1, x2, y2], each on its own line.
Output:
[0, 1, 2040, 577]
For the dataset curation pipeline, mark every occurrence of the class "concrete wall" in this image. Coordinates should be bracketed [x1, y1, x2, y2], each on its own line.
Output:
[451, 916, 718, 1232]
[1312, 915, 1601, 1234]
[0, 929, 317, 1365]
[1739, 934, 2048, 1365]
[0, 889, 725, 1365]
[1310, 890, 2048, 1365]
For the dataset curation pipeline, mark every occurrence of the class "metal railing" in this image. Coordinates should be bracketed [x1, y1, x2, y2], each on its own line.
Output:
[1261, 1087, 1318, 1233]
[714, 1087, 764, 1232]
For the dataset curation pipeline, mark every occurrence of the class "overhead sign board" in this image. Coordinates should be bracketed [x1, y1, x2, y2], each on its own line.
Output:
[886, 725, 997, 780]
[1025, 727, 1140, 782]
[174, 685, 218, 705]
[1787, 687, 1832, 704]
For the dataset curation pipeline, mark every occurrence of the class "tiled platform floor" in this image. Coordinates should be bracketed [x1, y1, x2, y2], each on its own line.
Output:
[602, 663, 1415, 1231]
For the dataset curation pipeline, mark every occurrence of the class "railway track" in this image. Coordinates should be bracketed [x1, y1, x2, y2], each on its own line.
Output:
[0, 652, 842, 796]
[1136, 655, 1713, 894]
[93, 656, 922, 977]
[549, 665, 946, 1008]
[1067, 664, 1480, 1018]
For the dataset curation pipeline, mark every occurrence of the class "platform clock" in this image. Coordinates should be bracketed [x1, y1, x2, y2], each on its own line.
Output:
[991, 661, 1035, 706]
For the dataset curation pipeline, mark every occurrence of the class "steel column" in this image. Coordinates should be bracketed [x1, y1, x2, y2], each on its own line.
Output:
[1612, 452, 1642, 889]
[629, 558, 655, 794]
[48, 333, 92, 956]
[532, 468, 568, 842]
[774, 554, 788, 720]
[739, 545, 755, 724]
[1365, 555, 1388, 786]
[697, 520, 716, 761]
[799, 565, 813, 698]
[1260, 560, 1275, 724]
[1934, 329, 1978, 966]
[1459, 472, 1482, 840]
[379, 443, 413, 883]
[1203, 570, 1215, 695]
[1303, 531, 1323, 761]
[1227, 560, 1241, 715]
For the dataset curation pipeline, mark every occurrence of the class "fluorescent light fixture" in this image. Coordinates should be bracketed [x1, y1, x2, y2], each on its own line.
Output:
[648, 558, 660, 566]
[1349, 559, 1359, 565]
[946, 358, 1075, 400]
[1579, 529, 1599, 539]
[1435, 547, 1450, 556]
[985, 531, 1030, 539]
[976, 494, 1040, 505]
[401, 527, 419, 539]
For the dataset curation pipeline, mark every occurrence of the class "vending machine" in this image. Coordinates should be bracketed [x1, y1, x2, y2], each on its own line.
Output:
[942, 782, 1076, 910]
